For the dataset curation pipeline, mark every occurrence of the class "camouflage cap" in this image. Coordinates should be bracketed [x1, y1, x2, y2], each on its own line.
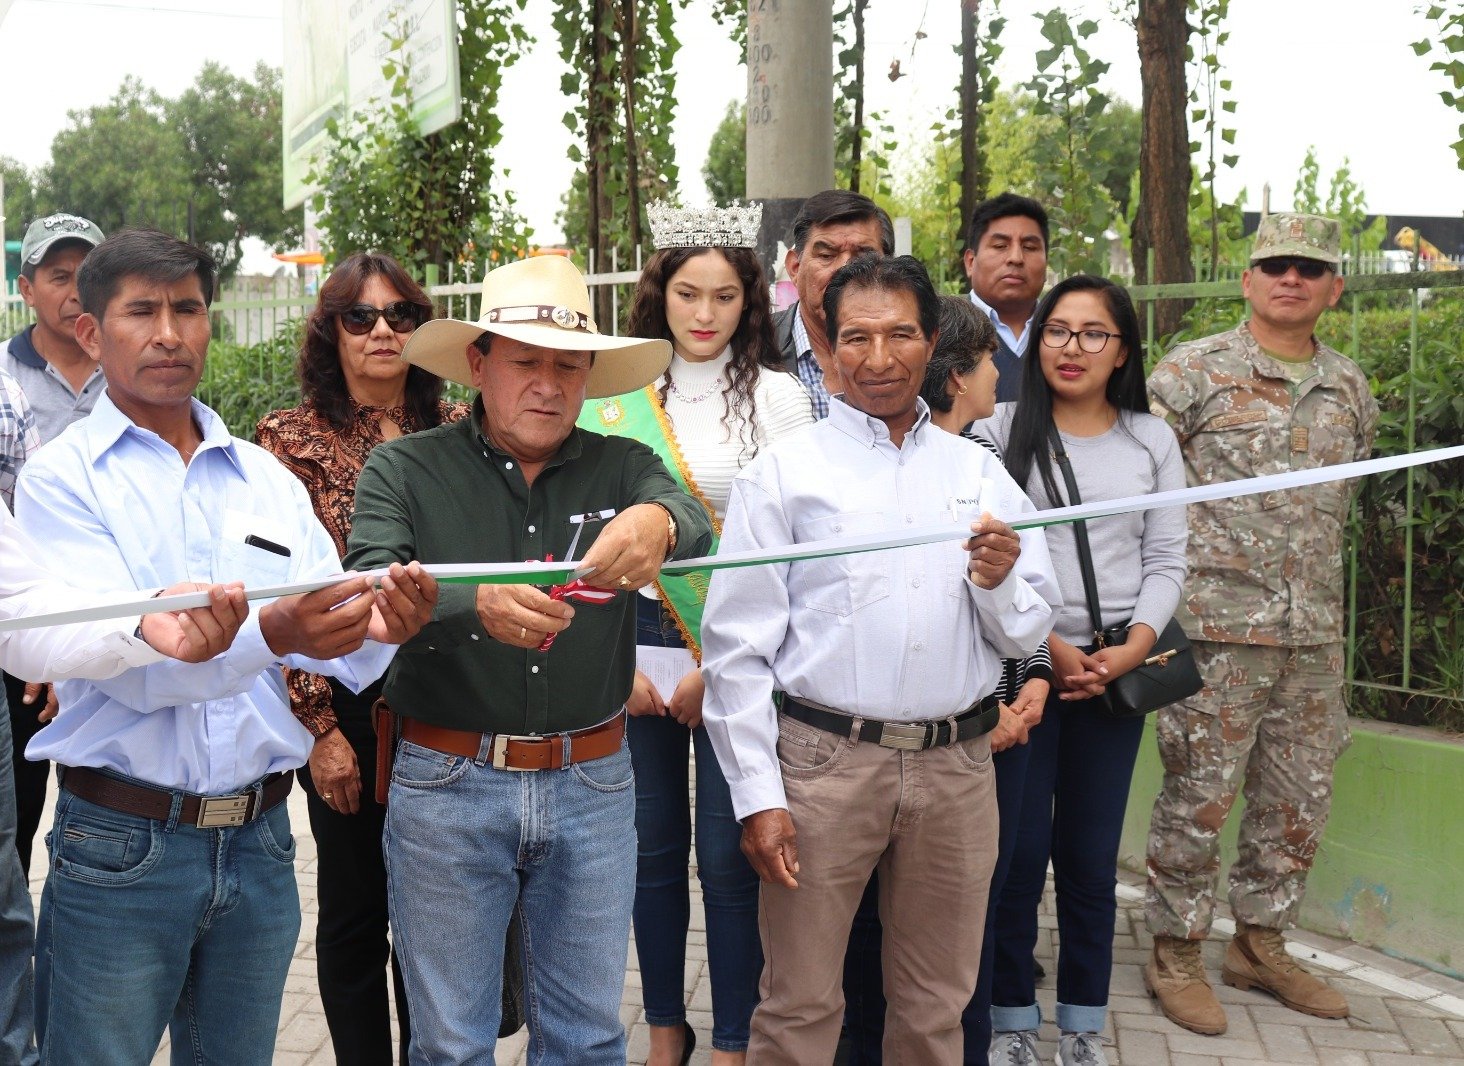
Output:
[1250, 213, 1341, 265]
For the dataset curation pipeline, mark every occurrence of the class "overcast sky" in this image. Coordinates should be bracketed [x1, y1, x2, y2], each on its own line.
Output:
[2, 0, 1460, 264]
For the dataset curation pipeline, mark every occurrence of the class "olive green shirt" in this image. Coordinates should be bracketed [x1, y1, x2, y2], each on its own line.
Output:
[343, 401, 713, 734]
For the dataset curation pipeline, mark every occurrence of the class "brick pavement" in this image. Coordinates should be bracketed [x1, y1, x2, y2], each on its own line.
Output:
[28, 783, 1464, 1064]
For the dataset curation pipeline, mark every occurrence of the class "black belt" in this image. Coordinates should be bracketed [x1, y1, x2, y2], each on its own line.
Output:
[781, 695, 1000, 751]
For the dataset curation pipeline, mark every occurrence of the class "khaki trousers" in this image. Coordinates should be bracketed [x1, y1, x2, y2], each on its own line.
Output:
[747, 713, 998, 1065]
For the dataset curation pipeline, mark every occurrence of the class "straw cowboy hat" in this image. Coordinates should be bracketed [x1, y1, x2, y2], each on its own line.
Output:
[401, 255, 670, 398]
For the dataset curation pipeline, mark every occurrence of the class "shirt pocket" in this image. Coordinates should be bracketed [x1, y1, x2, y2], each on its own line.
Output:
[790, 510, 891, 617]
[215, 537, 294, 588]
[1192, 410, 1284, 519]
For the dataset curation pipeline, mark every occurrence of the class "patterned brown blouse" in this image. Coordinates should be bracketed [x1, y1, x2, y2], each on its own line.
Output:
[256, 398, 472, 736]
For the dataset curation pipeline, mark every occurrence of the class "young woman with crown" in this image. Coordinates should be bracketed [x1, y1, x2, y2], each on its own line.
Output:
[580, 202, 813, 1065]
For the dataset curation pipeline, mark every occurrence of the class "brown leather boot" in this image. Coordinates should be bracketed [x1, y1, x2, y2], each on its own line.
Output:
[1222, 924, 1349, 1019]
[1145, 936, 1228, 1035]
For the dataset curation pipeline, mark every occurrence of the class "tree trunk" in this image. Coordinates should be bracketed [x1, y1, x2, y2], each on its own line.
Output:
[959, 0, 984, 236]
[620, 0, 642, 260]
[848, 0, 867, 193]
[1133, 0, 1194, 342]
[587, 0, 616, 329]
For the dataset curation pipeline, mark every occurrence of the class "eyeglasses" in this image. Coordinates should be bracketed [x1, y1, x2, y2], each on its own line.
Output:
[339, 302, 421, 336]
[1040, 324, 1121, 354]
[1254, 257, 1331, 280]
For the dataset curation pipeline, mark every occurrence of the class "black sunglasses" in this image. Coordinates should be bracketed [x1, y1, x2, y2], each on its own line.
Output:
[339, 301, 421, 335]
[1254, 257, 1331, 280]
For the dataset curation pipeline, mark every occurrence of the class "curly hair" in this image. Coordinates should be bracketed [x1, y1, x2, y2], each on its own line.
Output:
[299, 252, 445, 432]
[626, 246, 785, 462]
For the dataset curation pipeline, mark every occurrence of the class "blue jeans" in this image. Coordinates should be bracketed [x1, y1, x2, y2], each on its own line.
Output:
[630, 597, 761, 1052]
[991, 693, 1145, 1035]
[35, 773, 301, 1064]
[840, 741, 1032, 1065]
[0, 691, 38, 1066]
[384, 730, 637, 1065]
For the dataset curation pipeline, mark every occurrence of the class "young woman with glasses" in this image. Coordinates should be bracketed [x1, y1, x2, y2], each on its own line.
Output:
[255, 252, 468, 1065]
[973, 275, 1187, 1066]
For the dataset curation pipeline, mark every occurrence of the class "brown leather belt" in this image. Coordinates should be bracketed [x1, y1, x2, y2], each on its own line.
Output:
[400, 712, 626, 771]
[61, 765, 294, 829]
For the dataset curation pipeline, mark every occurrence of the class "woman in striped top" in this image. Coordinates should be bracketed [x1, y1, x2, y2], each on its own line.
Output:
[619, 212, 813, 1066]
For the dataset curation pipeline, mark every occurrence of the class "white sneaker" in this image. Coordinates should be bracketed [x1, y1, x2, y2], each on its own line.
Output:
[989, 1029, 1041, 1066]
[1055, 1031, 1109, 1066]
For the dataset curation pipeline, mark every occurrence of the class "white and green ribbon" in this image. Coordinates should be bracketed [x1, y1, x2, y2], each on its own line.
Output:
[2, 444, 1459, 634]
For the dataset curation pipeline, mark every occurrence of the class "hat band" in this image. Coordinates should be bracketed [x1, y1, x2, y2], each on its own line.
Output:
[485, 304, 598, 334]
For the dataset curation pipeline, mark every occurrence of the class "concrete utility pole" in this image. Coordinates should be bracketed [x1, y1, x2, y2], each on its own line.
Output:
[745, 0, 835, 275]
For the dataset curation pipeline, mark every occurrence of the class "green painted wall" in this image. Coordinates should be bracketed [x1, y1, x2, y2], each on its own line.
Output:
[1118, 718, 1464, 977]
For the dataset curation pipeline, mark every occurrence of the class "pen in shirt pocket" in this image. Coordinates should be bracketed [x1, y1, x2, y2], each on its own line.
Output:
[244, 533, 291, 557]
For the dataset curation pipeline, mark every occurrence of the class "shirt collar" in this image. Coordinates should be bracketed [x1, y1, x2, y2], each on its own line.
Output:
[790, 304, 815, 359]
[968, 289, 1033, 353]
[472, 395, 585, 470]
[6, 326, 46, 370]
[827, 394, 932, 448]
[84, 391, 243, 473]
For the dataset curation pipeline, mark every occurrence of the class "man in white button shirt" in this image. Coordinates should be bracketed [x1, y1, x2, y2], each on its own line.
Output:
[14, 229, 438, 1065]
[701, 255, 1060, 1064]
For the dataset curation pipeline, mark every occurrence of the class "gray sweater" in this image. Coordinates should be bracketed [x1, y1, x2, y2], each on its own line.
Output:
[972, 403, 1187, 647]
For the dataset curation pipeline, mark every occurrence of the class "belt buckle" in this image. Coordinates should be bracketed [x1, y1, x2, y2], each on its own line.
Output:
[491, 733, 538, 771]
[877, 722, 929, 751]
[196, 794, 251, 828]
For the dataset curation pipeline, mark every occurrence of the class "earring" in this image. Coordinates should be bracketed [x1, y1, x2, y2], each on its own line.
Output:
[956, 386, 968, 396]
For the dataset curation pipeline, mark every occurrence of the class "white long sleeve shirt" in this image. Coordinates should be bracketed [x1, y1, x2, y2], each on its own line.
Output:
[700, 396, 1060, 819]
[16, 393, 396, 794]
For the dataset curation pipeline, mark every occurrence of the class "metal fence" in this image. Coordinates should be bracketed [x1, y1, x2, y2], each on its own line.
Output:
[4, 258, 1459, 723]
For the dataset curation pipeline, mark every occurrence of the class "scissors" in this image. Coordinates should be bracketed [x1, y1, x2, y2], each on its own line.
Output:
[538, 509, 617, 651]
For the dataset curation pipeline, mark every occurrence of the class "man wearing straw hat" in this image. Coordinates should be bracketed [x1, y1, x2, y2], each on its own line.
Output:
[344, 254, 713, 1064]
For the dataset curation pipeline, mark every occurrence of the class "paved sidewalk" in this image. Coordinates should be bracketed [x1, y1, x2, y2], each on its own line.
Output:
[28, 783, 1464, 1064]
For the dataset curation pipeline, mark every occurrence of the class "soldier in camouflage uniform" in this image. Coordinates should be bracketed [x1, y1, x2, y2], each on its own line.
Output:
[1141, 214, 1379, 1037]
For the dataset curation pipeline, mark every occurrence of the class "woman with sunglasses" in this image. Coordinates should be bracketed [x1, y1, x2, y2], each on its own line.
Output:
[974, 276, 1186, 1066]
[256, 252, 467, 1065]
[583, 203, 812, 1066]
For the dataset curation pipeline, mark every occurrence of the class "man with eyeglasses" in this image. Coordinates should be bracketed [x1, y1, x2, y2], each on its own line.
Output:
[1141, 213, 1378, 1037]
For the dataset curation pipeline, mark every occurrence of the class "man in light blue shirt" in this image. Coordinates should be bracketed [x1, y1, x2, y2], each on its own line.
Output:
[14, 229, 438, 1064]
[963, 193, 1049, 404]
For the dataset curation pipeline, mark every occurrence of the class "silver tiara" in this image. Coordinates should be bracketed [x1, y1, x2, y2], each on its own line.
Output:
[647, 201, 763, 250]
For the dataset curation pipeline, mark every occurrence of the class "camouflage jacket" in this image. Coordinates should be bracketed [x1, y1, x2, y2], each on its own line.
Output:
[1148, 322, 1379, 646]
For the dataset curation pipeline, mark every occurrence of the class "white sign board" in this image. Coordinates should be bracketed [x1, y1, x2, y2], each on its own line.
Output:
[282, 0, 461, 209]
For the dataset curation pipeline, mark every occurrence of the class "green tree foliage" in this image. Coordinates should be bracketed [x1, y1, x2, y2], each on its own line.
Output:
[1021, 10, 1120, 275]
[703, 101, 747, 206]
[34, 68, 294, 279]
[311, 0, 534, 279]
[1, 158, 37, 245]
[1413, 2, 1464, 167]
[1188, 0, 1239, 280]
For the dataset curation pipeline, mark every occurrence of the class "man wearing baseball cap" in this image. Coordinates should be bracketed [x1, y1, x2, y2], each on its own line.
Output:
[1140, 214, 1379, 1039]
[1, 214, 110, 882]
[342, 254, 713, 1063]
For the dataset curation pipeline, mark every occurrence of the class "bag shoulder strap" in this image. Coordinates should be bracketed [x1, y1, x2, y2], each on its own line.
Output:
[1046, 425, 1106, 643]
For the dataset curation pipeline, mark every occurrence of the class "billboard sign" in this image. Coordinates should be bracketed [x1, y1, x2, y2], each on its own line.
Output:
[282, 0, 461, 209]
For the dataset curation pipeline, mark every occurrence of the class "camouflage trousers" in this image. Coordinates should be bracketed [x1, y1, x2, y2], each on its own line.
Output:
[1144, 640, 1350, 940]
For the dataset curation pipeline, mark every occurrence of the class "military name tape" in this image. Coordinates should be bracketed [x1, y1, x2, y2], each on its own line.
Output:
[1, 444, 1459, 635]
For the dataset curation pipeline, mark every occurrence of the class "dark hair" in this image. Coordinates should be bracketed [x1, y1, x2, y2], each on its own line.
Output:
[299, 252, 445, 432]
[965, 192, 1050, 253]
[76, 229, 216, 319]
[791, 189, 895, 255]
[1003, 274, 1148, 503]
[920, 295, 997, 414]
[627, 246, 782, 461]
[822, 254, 940, 351]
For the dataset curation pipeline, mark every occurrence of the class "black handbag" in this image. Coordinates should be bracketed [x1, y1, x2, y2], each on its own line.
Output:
[1048, 427, 1203, 717]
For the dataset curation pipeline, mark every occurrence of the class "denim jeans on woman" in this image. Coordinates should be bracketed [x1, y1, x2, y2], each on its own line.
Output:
[629, 596, 762, 1052]
[991, 691, 1145, 1036]
[384, 728, 637, 1065]
[34, 772, 301, 1064]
